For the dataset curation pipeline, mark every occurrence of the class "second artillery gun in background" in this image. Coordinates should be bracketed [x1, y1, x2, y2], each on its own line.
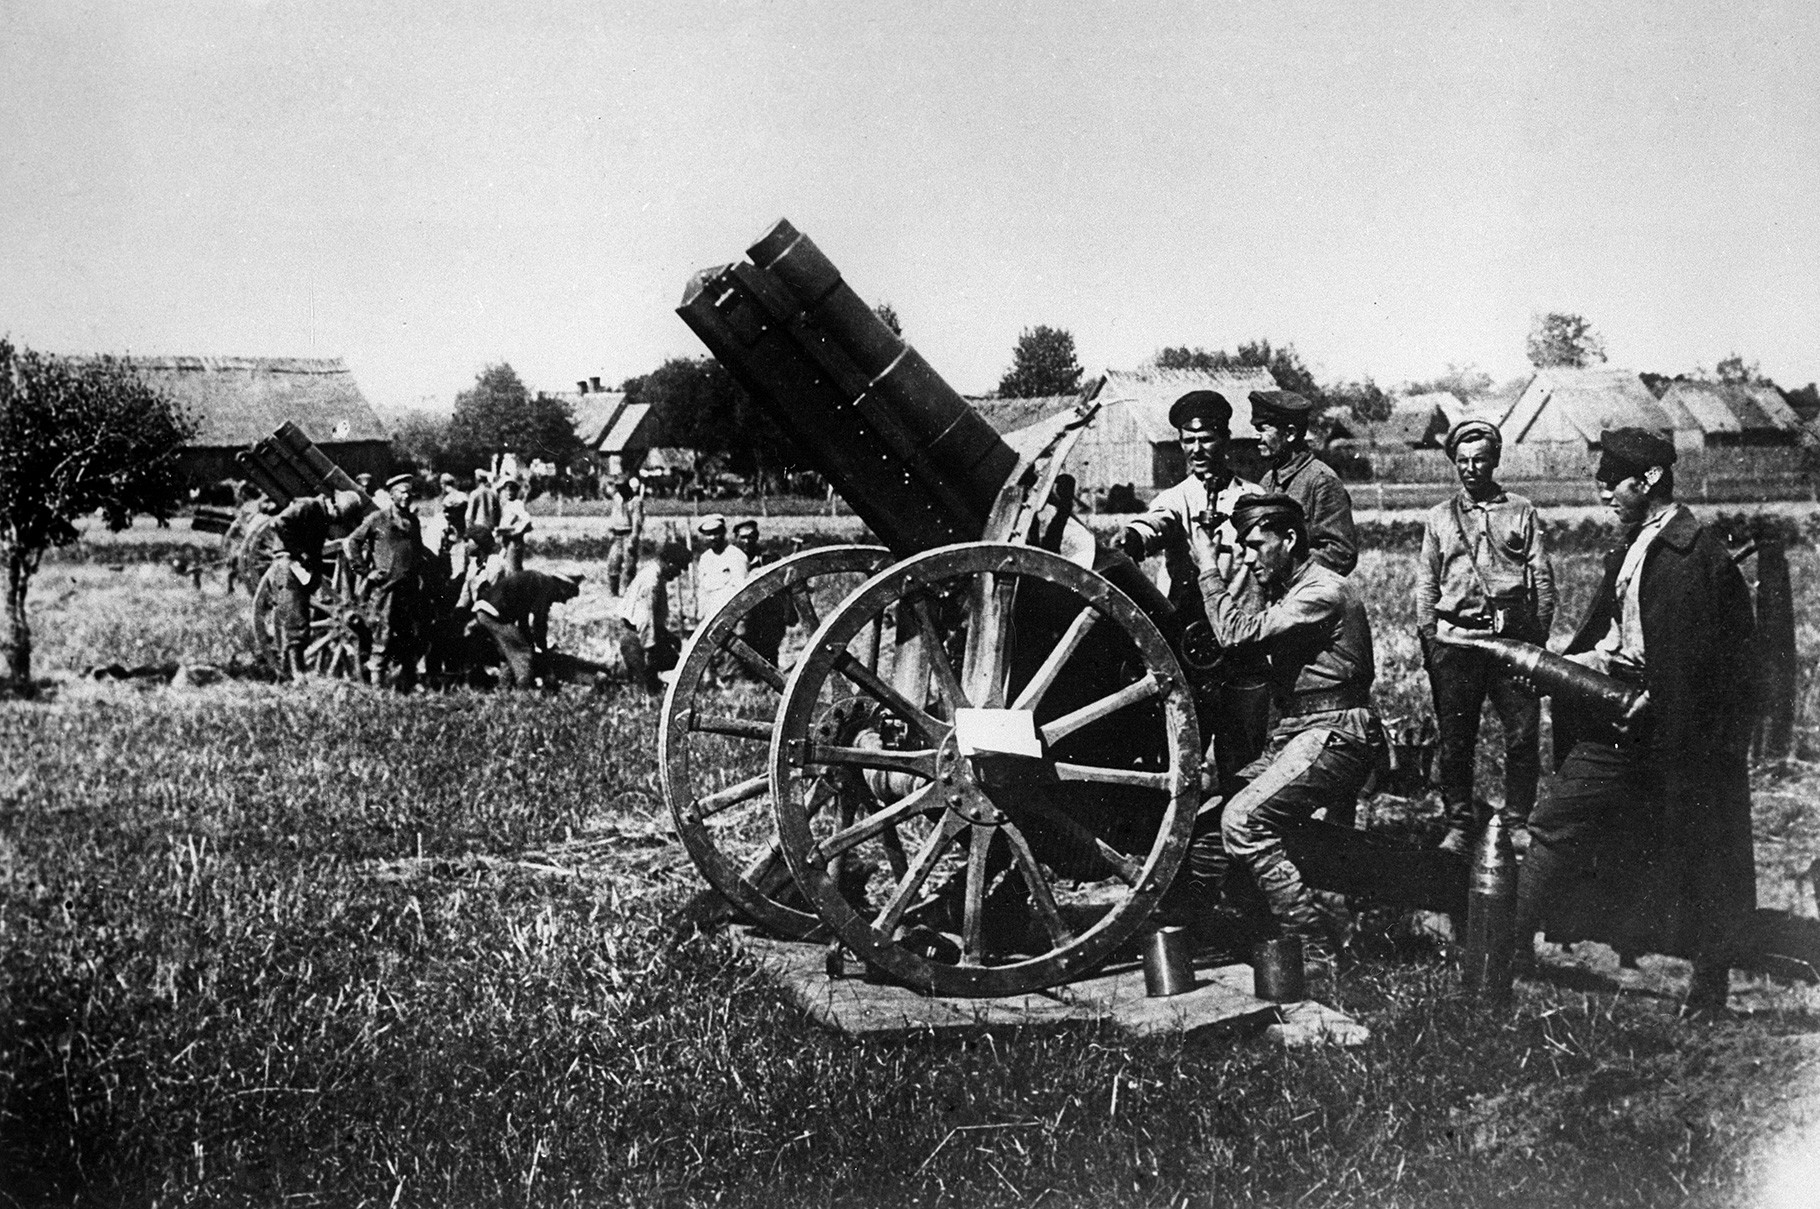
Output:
[658, 219, 1466, 998]
[234, 422, 382, 679]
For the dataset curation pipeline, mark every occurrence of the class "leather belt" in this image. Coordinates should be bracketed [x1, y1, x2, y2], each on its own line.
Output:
[1277, 684, 1371, 715]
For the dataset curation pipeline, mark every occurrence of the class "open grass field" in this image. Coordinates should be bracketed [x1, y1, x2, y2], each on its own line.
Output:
[7, 516, 1820, 1206]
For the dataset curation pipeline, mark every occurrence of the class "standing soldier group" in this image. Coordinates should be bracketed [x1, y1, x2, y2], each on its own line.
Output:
[1123, 388, 1752, 1015]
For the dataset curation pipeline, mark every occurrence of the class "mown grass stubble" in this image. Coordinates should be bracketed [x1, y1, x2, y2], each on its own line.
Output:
[3, 542, 1818, 1206]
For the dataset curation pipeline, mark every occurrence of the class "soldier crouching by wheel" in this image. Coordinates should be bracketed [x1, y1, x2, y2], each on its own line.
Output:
[348, 473, 433, 691]
[1170, 495, 1382, 969]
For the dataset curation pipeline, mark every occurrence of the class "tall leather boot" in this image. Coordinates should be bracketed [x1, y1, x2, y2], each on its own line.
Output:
[1248, 847, 1329, 958]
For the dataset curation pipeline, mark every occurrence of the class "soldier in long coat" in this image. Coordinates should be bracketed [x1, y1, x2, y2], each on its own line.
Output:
[1514, 427, 1756, 1015]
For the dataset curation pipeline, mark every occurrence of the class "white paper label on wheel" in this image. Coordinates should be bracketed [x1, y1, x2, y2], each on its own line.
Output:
[952, 708, 1043, 758]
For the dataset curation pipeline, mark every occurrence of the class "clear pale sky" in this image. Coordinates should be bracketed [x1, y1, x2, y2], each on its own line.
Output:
[3, 0, 1816, 413]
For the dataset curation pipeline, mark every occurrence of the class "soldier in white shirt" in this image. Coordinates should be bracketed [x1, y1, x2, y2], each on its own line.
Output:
[693, 513, 750, 623]
[1115, 390, 1268, 793]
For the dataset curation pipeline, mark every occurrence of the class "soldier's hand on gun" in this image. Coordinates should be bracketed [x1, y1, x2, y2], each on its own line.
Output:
[1116, 526, 1147, 562]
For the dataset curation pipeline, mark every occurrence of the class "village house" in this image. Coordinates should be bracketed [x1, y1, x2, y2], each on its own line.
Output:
[550, 376, 660, 482]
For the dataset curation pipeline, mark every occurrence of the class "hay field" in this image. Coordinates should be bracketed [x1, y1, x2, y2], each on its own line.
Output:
[5, 530, 1820, 1206]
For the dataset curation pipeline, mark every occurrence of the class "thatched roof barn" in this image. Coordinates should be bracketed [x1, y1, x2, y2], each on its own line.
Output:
[109, 356, 391, 485]
[1499, 368, 1671, 449]
[1346, 391, 1459, 448]
[1655, 380, 1807, 448]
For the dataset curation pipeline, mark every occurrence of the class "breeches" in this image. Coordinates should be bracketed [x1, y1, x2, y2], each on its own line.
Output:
[1219, 727, 1375, 861]
[1427, 643, 1541, 823]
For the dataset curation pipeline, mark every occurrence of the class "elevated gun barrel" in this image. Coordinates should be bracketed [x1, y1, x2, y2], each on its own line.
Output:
[678, 219, 1018, 555]
[1437, 631, 1643, 722]
[236, 421, 375, 514]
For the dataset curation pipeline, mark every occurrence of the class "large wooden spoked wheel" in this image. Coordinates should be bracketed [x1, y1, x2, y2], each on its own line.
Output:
[250, 552, 373, 681]
[660, 544, 892, 937]
[771, 542, 1201, 998]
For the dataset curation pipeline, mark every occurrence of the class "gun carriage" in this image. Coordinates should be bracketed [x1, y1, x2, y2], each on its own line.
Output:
[662, 220, 1463, 998]
[235, 422, 382, 680]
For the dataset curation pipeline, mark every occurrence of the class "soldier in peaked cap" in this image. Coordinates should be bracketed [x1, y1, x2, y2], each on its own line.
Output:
[1513, 426, 1755, 1017]
[1249, 390, 1359, 575]
[728, 519, 792, 677]
[1164, 493, 1382, 975]
[1417, 417, 1556, 855]
[1116, 389, 1269, 789]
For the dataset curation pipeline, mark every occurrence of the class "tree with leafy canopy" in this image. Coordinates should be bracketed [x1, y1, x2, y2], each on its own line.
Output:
[1406, 363, 1494, 401]
[997, 326, 1083, 398]
[1713, 353, 1767, 386]
[1327, 377, 1393, 425]
[622, 356, 798, 490]
[1154, 339, 1324, 403]
[444, 363, 581, 475]
[1526, 312, 1606, 369]
[386, 407, 452, 473]
[0, 340, 195, 692]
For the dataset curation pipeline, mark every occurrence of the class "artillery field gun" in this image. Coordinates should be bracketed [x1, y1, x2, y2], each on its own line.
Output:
[235, 422, 380, 679]
[659, 220, 1463, 998]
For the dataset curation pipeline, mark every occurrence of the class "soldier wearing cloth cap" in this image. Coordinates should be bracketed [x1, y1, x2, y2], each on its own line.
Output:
[1181, 494, 1382, 963]
[693, 514, 750, 622]
[1514, 427, 1755, 1016]
[347, 473, 433, 690]
[1418, 418, 1556, 854]
[1116, 390, 1270, 788]
[1250, 391, 1359, 576]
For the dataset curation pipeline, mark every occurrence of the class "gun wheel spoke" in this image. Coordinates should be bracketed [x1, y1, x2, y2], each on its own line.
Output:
[871, 811, 968, 939]
[1039, 674, 1164, 746]
[1002, 820, 1074, 948]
